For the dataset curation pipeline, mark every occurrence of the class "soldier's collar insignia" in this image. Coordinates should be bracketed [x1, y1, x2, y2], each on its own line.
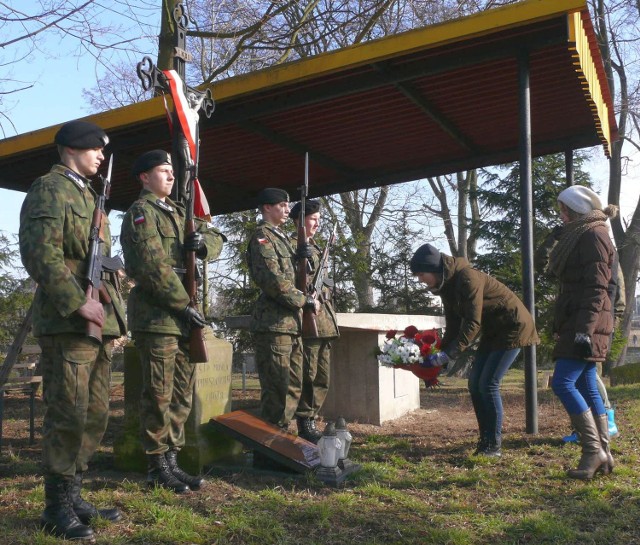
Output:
[63, 169, 86, 189]
[155, 199, 174, 212]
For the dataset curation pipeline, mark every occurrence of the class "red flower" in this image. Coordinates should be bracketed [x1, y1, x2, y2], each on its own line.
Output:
[404, 325, 419, 339]
[420, 343, 432, 357]
[421, 329, 438, 345]
[386, 330, 397, 339]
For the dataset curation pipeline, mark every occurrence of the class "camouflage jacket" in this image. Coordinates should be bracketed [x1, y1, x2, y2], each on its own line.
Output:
[291, 235, 340, 339]
[19, 164, 126, 338]
[121, 190, 225, 337]
[246, 221, 306, 334]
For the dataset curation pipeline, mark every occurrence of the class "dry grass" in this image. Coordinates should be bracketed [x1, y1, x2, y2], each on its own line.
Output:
[1, 370, 639, 544]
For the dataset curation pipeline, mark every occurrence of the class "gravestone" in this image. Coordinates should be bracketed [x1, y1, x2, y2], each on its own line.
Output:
[113, 328, 242, 473]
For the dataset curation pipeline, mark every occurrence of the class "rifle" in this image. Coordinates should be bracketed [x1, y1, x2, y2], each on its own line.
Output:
[85, 155, 123, 343]
[312, 222, 338, 297]
[183, 129, 209, 363]
[297, 152, 319, 338]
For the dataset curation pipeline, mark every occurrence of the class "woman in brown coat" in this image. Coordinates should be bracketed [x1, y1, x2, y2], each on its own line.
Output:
[410, 244, 538, 457]
[546, 185, 618, 480]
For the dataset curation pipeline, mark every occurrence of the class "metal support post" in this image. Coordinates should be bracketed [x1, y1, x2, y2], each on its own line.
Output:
[519, 50, 538, 434]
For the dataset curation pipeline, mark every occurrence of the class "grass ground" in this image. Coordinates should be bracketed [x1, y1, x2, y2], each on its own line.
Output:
[1, 370, 639, 545]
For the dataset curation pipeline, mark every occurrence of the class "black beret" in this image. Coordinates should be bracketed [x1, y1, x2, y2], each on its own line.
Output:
[132, 150, 172, 176]
[54, 120, 109, 149]
[289, 199, 321, 220]
[257, 187, 289, 205]
[410, 244, 443, 274]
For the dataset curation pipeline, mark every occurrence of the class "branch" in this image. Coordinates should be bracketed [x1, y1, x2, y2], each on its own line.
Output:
[0, 0, 94, 48]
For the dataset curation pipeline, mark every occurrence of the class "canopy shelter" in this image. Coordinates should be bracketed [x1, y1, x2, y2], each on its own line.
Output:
[0, 0, 616, 433]
[0, 0, 615, 215]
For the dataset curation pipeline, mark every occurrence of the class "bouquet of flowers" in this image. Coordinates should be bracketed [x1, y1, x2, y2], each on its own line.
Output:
[376, 325, 443, 387]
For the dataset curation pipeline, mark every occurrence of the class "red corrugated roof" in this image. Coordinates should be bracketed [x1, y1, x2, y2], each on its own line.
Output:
[0, 0, 616, 213]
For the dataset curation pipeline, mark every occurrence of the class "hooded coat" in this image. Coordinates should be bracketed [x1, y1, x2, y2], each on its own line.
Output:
[434, 255, 539, 355]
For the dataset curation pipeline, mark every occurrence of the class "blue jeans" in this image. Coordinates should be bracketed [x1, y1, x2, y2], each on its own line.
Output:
[552, 358, 606, 416]
[468, 348, 521, 446]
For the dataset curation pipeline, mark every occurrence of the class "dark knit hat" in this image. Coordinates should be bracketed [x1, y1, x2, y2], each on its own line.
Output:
[54, 120, 109, 149]
[410, 244, 443, 274]
[132, 150, 172, 176]
[257, 187, 289, 205]
[289, 199, 321, 220]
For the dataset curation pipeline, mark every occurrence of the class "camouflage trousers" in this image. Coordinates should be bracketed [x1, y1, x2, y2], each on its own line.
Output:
[296, 339, 333, 419]
[134, 333, 195, 455]
[38, 334, 113, 477]
[253, 333, 303, 428]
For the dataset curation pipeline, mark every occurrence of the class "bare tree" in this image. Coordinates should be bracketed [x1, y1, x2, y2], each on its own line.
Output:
[0, 0, 161, 131]
[590, 0, 640, 365]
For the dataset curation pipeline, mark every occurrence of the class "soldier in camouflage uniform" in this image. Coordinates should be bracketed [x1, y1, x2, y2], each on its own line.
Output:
[120, 150, 225, 494]
[246, 188, 315, 430]
[289, 200, 340, 443]
[19, 120, 127, 541]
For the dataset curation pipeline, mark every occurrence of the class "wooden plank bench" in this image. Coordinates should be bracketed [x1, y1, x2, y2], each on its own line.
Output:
[0, 346, 42, 453]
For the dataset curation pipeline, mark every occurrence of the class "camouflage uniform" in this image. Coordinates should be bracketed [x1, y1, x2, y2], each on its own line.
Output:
[292, 236, 340, 420]
[246, 220, 306, 427]
[19, 164, 127, 478]
[120, 189, 224, 455]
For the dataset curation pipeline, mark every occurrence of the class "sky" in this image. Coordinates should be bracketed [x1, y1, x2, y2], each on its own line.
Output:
[1, 3, 639, 258]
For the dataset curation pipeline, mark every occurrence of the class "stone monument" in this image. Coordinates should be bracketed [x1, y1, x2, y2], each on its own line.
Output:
[114, 328, 242, 473]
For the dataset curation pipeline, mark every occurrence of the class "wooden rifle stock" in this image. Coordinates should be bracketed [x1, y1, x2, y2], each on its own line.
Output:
[184, 217, 209, 363]
[85, 158, 113, 344]
[85, 285, 102, 343]
[297, 152, 319, 339]
[298, 218, 319, 339]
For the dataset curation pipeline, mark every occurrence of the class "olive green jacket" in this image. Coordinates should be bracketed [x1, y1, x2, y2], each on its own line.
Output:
[435, 255, 539, 354]
[292, 235, 340, 340]
[121, 190, 224, 337]
[246, 221, 306, 334]
[19, 164, 126, 338]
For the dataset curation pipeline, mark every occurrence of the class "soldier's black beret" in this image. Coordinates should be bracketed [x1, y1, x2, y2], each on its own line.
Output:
[257, 187, 289, 205]
[132, 150, 172, 176]
[289, 199, 321, 219]
[54, 120, 109, 149]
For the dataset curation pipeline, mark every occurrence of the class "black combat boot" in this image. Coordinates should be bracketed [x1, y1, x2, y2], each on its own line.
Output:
[296, 416, 323, 444]
[147, 454, 190, 494]
[40, 475, 95, 541]
[165, 449, 204, 491]
[71, 473, 122, 525]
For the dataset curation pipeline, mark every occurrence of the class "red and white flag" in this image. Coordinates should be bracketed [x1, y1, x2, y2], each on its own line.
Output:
[162, 69, 211, 220]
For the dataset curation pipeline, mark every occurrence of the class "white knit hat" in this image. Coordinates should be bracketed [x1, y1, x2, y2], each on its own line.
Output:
[557, 185, 603, 215]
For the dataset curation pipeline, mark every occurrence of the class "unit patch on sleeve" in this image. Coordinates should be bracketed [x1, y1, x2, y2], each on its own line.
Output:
[134, 213, 146, 225]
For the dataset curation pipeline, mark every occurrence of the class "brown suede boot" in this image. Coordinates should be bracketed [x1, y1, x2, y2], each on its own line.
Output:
[593, 413, 614, 475]
[566, 410, 608, 480]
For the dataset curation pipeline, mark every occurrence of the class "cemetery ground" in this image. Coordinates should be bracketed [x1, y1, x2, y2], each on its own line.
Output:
[1, 369, 640, 545]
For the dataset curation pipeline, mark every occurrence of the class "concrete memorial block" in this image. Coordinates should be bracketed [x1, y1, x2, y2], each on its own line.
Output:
[114, 329, 242, 473]
[320, 313, 446, 426]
